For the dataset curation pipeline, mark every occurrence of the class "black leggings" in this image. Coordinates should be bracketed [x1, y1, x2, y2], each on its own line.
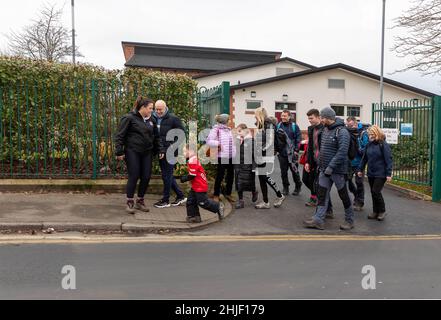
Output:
[368, 177, 387, 214]
[125, 149, 153, 199]
[213, 158, 234, 196]
[258, 175, 282, 203]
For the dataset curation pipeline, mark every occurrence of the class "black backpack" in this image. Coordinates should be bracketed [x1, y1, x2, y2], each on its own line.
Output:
[336, 127, 358, 160]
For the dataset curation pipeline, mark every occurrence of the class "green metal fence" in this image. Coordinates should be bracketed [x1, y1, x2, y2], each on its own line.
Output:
[0, 79, 197, 179]
[197, 81, 230, 128]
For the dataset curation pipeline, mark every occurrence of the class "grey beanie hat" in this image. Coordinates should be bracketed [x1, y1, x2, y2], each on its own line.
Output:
[320, 107, 336, 120]
[215, 113, 230, 125]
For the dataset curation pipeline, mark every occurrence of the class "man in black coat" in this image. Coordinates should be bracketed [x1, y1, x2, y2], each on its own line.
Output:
[152, 100, 187, 208]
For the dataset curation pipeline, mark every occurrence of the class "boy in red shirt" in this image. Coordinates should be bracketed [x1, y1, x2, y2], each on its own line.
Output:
[180, 145, 225, 223]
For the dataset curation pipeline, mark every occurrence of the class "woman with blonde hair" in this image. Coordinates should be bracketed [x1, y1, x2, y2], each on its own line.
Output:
[253, 107, 285, 209]
[357, 125, 393, 221]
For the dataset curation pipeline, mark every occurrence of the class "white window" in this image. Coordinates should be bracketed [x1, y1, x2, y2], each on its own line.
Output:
[276, 68, 294, 76]
[331, 105, 362, 120]
[246, 100, 262, 110]
[328, 79, 345, 89]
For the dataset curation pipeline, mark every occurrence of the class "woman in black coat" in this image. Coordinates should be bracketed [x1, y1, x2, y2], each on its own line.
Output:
[115, 96, 161, 214]
[234, 124, 258, 209]
[357, 125, 393, 221]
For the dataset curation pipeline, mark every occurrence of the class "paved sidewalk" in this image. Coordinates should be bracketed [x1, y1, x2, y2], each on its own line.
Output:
[0, 193, 233, 233]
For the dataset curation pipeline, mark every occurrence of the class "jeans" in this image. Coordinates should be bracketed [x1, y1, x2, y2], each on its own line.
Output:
[368, 177, 387, 214]
[348, 166, 365, 206]
[125, 149, 152, 199]
[186, 190, 220, 217]
[278, 155, 302, 190]
[314, 172, 354, 224]
[160, 158, 184, 203]
[213, 158, 234, 196]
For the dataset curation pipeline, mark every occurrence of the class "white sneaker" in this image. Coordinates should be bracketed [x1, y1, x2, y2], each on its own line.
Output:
[255, 202, 270, 209]
[273, 195, 285, 208]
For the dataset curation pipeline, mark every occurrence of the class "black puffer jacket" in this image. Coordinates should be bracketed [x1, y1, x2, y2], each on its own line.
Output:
[234, 136, 256, 192]
[114, 111, 161, 156]
[255, 118, 281, 165]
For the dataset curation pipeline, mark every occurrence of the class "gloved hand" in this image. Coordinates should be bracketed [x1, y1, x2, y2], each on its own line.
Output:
[180, 175, 190, 183]
[324, 167, 333, 177]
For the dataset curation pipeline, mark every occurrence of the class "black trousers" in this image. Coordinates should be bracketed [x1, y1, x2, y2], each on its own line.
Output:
[125, 149, 152, 199]
[368, 177, 387, 214]
[348, 167, 365, 206]
[186, 190, 220, 217]
[278, 155, 302, 189]
[313, 166, 333, 211]
[258, 175, 282, 203]
[213, 158, 234, 196]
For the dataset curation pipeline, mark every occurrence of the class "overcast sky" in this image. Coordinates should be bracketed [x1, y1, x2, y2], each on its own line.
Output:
[1, 0, 440, 94]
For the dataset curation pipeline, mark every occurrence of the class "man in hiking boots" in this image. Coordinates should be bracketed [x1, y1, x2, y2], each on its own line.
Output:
[276, 110, 302, 196]
[303, 107, 355, 231]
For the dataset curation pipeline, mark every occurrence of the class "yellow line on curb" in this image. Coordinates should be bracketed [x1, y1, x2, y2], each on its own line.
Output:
[2, 234, 441, 244]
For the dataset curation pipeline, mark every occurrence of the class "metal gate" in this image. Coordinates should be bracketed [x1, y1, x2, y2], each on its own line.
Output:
[372, 97, 441, 202]
[196, 81, 230, 129]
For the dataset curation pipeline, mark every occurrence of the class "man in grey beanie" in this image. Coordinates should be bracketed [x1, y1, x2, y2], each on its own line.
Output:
[303, 107, 355, 231]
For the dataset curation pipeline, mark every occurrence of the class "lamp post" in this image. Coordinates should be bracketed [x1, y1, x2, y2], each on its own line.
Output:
[380, 0, 386, 105]
[71, 0, 76, 65]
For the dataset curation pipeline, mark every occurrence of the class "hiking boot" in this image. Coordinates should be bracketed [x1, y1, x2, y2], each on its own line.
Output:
[340, 221, 354, 231]
[186, 216, 202, 223]
[252, 191, 259, 203]
[377, 212, 387, 221]
[154, 200, 171, 208]
[255, 201, 270, 209]
[235, 200, 245, 209]
[303, 218, 325, 230]
[218, 202, 225, 220]
[213, 195, 220, 202]
[282, 186, 289, 196]
[134, 199, 150, 212]
[325, 209, 335, 219]
[225, 194, 236, 203]
[126, 200, 136, 214]
[368, 212, 379, 220]
[273, 195, 285, 208]
[292, 185, 302, 196]
[305, 197, 318, 207]
[171, 197, 187, 207]
[353, 202, 364, 211]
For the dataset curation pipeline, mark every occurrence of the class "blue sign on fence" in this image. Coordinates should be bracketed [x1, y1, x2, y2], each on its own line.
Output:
[400, 123, 413, 136]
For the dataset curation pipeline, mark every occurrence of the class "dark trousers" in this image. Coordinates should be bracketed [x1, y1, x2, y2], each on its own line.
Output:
[186, 190, 220, 217]
[313, 166, 333, 210]
[258, 175, 282, 203]
[213, 158, 234, 196]
[125, 149, 152, 199]
[348, 167, 365, 206]
[368, 177, 387, 214]
[160, 158, 184, 203]
[278, 155, 302, 189]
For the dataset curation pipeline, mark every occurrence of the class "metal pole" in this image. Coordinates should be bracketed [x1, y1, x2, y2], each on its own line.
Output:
[380, 0, 386, 105]
[71, 0, 76, 65]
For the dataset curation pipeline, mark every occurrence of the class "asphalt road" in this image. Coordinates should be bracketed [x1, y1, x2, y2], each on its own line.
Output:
[1, 238, 441, 299]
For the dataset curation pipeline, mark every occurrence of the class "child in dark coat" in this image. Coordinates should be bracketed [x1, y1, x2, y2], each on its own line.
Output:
[234, 124, 258, 209]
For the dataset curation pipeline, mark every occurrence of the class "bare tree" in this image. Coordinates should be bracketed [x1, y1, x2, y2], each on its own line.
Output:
[6, 3, 81, 62]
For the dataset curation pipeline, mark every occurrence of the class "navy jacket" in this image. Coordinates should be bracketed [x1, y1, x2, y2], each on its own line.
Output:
[277, 121, 301, 157]
[152, 108, 185, 154]
[359, 141, 393, 178]
[319, 118, 350, 175]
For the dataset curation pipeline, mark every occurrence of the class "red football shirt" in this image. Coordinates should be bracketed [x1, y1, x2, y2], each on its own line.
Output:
[188, 156, 208, 193]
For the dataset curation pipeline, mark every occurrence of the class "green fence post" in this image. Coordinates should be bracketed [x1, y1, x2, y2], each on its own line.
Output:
[221, 81, 230, 114]
[432, 95, 441, 202]
[91, 80, 98, 179]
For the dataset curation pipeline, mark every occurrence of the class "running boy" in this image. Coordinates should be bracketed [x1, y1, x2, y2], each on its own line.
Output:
[180, 145, 225, 223]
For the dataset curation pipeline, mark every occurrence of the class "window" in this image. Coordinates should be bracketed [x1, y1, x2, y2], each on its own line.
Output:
[275, 102, 296, 111]
[276, 68, 294, 76]
[246, 100, 262, 110]
[331, 105, 345, 116]
[328, 79, 345, 89]
[331, 105, 362, 120]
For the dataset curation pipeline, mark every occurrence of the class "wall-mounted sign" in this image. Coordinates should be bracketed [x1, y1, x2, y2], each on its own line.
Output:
[400, 123, 413, 136]
[381, 128, 399, 144]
